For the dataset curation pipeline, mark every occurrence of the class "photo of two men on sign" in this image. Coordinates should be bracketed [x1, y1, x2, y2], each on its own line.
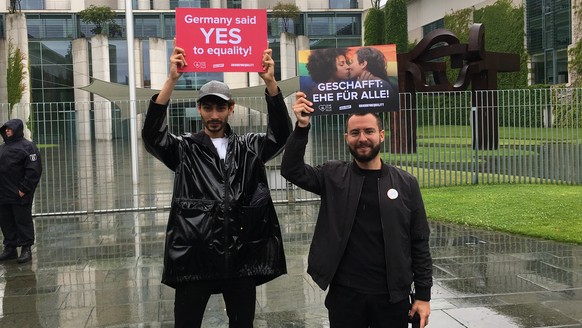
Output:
[175, 7, 399, 116]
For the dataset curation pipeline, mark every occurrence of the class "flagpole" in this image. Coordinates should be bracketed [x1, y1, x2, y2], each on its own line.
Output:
[125, 0, 139, 185]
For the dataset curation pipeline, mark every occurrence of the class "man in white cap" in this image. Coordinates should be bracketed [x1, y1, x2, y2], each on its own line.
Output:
[142, 45, 291, 328]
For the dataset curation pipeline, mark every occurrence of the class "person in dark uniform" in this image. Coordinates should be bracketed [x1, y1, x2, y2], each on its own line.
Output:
[0, 119, 43, 264]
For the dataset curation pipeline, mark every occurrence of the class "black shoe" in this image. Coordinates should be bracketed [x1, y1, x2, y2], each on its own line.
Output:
[17, 245, 32, 264]
[0, 247, 17, 261]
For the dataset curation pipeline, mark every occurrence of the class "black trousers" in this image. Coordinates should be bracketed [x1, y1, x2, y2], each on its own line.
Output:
[0, 203, 35, 247]
[325, 284, 410, 328]
[174, 277, 256, 328]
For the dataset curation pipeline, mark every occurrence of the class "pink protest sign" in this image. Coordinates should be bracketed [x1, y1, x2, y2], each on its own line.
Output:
[175, 8, 267, 72]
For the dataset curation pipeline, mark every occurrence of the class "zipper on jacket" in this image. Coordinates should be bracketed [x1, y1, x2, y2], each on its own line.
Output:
[221, 158, 231, 276]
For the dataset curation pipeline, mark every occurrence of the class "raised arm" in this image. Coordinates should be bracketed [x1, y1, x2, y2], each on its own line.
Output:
[280, 92, 324, 195]
[259, 49, 293, 162]
[155, 44, 187, 105]
[142, 43, 185, 171]
[259, 49, 279, 97]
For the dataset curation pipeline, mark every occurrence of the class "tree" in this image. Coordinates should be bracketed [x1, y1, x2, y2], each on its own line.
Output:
[473, 0, 527, 89]
[272, 2, 300, 33]
[384, 0, 408, 53]
[569, 0, 582, 86]
[7, 41, 26, 115]
[78, 5, 119, 36]
[364, 1, 385, 45]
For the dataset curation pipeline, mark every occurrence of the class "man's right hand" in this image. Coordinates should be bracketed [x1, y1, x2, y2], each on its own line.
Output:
[293, 92, 313, 128]
[168, 46, 187, 81]
[155, 41, 187, 105]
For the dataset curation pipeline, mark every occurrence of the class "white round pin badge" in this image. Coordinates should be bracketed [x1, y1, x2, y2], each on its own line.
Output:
[387, 188, 398, 200]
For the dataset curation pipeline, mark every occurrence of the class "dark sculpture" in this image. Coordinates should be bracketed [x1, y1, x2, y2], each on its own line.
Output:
[392, 23, 520, 152]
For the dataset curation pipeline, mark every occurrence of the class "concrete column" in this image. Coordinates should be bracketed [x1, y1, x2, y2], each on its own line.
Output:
[243, 0, 258, 8]
[0, 1, 6, 11]
[296, 35, 310, 52]
[224, 73, 250, 127]
[70, 1, 86, 11]
[224, 72, 248, 89]
[138, 0, 150, 9]
[279, 32, 297, 80]
[296, 0, 309, 11]
[210, 0, 222, 8]
[149, 37, 168, 90]
[153, 0, 170, 10]
[72, 38, 92, 141]
[134, 39, 144, 88]
[249, 72, 261, 87]
[6, 13, 31, 140]
[91, 35, 113, 140]
[568, 2, 581, 86]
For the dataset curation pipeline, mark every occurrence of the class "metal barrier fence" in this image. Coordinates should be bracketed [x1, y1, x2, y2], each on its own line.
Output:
[0, 88, 580, 216]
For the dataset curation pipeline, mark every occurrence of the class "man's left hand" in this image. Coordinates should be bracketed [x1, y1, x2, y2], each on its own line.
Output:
[259, 49, 278, 96]
[409, 300, 430, 327]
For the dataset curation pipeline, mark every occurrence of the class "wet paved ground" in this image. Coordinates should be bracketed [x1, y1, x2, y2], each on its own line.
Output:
[1, 203, 581, 328]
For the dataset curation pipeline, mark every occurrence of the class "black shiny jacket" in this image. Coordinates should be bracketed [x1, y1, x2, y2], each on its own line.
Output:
[281, 125, 433, 303]
[0, 119, 42, 205]
[142, 91, 292, 288]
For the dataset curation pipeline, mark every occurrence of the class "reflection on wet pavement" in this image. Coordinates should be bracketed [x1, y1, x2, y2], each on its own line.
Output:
[0, 203, 581, 327]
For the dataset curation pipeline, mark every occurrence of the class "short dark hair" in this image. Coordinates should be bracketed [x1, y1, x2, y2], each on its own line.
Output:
[355, 47, 389, 81]
[345, 112, 383, 132]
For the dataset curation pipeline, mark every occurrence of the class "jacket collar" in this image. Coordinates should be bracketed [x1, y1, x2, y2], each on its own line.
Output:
[350, 159, 390, 177]
[191, 123, 234, 147]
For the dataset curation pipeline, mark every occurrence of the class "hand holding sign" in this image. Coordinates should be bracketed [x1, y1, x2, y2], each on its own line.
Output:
[169, 43, 187, 81]
[176, 8, 268, 72]
[292, 92, 314, 127]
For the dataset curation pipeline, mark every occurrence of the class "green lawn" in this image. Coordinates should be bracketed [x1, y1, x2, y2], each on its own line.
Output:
[422, 184, 582, 244]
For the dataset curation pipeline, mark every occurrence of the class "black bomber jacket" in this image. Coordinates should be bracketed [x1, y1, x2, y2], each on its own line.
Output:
[281, 124, 433, 302]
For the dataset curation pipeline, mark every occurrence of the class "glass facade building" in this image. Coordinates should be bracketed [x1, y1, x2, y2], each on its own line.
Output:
[416, 0, 575, 86]
[18, 7, 362, 106]
[526, 0, 571, 84]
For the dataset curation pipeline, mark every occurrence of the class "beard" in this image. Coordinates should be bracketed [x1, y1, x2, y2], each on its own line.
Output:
[203, 118, 227, 133]
[349, 141, 381, 163]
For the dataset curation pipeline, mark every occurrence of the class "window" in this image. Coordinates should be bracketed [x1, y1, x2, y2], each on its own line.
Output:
[135, 16, 161, 39]
[335, 15, 360, 36]
[227, 0, 242, 9]
[29, 41, 74, 103]
[422, 19, 444, 37]
[307, 15, 334, 36]
[329, 0, 358, 9]
[109, 41, 129, 84]
[164, 16, 176, 39]
[27, 15, 74, 39]
[170, 0, 210, 9]
[306, 13, 361, 37]
[21, 0, 44, 10]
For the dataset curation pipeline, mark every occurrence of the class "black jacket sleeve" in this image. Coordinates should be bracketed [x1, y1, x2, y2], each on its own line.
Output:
[280, 124, 324, 195]
[141, 95, 181, 171]
[260, 89, 293, 162]
[20, 142, 42, 196]
[409, 177, 433, 301]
